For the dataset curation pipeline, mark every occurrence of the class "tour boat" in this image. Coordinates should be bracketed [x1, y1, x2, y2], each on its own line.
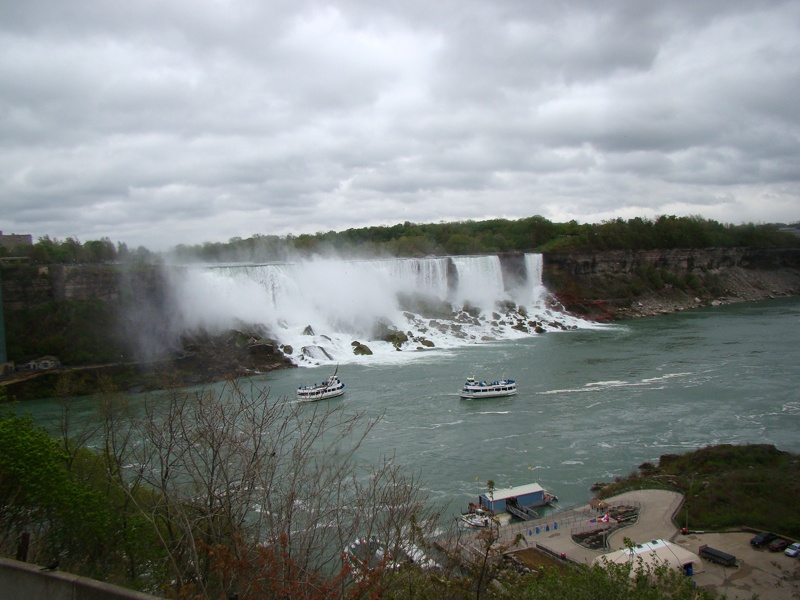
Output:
[296, 368, 345, 401]
[459, 375, 517, 399]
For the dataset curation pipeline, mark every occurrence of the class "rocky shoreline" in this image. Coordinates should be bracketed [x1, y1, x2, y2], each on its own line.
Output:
[607, 265, 800, 319]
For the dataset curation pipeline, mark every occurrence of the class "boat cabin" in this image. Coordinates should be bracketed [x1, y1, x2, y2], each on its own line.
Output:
[478, 483, 546, 513]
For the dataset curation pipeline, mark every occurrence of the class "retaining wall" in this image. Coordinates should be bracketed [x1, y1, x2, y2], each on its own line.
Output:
[0, 558, 160, 600]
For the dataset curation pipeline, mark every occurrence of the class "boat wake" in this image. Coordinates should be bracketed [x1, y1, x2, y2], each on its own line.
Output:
[538, 372, 698, 396]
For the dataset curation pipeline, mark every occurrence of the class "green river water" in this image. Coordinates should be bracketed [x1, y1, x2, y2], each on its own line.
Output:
[23, 297, 800, 518]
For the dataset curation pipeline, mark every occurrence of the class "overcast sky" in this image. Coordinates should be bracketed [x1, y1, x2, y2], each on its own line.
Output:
[2, 0, 799, 251]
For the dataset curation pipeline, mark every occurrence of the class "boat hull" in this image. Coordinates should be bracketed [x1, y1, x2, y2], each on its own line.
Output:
[459, 388, 517, 399]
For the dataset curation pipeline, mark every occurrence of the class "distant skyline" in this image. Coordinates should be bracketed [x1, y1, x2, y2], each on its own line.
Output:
[2, 1, 799, 251]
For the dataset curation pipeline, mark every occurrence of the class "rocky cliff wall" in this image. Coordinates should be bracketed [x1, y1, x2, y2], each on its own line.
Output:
[543, 247, 800, 319]
[1, 264, 166, 311]
[1, 264, 175, 367]
[544, 247, 800, 276]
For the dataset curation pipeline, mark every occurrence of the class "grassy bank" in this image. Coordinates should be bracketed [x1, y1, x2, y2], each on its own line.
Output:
[595, 444, 800, 539]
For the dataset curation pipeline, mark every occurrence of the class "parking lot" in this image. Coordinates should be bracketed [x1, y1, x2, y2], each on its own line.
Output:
[679, 531, 800, 600]
[501, 490, 799, 600]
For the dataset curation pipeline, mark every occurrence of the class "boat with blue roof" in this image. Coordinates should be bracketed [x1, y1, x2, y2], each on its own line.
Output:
[459, 375, 517, 399]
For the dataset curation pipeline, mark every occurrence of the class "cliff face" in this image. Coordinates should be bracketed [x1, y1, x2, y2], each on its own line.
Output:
[544, 247, 800, 276]
[543, 247, 800, 319]
[1, 264, 292, 399]
[1, 264, 163, 310]
[3, 248, 799, 364]
[0, 264, 173, 365]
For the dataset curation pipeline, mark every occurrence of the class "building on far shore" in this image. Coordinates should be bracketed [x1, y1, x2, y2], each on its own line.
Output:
[0, 231, 33, 250]
[24, 356, 61, 371]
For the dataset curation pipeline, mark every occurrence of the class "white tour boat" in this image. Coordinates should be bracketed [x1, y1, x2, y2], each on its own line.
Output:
[296, 369, 345, 401]
[459, 375, 517, 399]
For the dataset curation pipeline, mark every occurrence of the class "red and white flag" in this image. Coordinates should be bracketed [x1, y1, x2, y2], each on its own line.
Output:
[598, 513, 609, 523]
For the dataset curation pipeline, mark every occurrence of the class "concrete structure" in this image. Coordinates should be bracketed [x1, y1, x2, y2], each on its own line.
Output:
[592, 538, 702, 577]
[0, 557, 160, 600]
[24, 355, 61, 370]
[489, 489, 799, 600]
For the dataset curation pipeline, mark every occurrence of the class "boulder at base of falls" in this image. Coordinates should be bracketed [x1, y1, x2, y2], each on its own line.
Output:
[352, 342, 373, 356]
[384, 330, 409, 349]
[301, 346, 334, 361]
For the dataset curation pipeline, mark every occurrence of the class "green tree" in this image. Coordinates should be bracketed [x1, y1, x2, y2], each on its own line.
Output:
[83, 237, 117, 263]
[0, 409, 110, 569]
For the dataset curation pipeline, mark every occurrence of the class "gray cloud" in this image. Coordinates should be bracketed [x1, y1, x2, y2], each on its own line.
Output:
[1, 0, 798, 251]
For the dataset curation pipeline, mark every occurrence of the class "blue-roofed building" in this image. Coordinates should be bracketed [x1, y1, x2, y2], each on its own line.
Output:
[478, 482, 556, 513]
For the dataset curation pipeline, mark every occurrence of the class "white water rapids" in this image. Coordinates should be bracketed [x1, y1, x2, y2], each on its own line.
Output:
[167, 253, 597, 366]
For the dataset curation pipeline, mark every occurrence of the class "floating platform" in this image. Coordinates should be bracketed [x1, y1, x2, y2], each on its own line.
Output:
[475, 482, 558, 520]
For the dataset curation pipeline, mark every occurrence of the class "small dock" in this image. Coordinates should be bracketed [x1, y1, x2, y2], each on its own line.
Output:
[475, 482, 557, 517]
[506, 499, 541, 521]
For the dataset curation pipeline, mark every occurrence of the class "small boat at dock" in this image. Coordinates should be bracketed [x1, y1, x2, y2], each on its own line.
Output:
[459, 375, 517, 399]
[460, 513, 491, 528]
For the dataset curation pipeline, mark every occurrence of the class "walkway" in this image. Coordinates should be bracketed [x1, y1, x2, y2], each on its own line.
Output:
[493, 489, 684, 565]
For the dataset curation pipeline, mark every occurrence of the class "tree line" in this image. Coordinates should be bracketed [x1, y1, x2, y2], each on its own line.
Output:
[0, 235, 157, 264]
[3, 215, 798, 265]
[170, 215, 800, 262]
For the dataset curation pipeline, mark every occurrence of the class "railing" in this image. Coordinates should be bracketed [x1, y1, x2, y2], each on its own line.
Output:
[493, 499, 644, 550]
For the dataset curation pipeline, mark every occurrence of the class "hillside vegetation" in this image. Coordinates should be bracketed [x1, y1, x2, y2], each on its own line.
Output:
[596, 444, 800, 539]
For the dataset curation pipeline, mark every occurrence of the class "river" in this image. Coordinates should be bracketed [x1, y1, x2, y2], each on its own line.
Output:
[22, 297, 800, 518]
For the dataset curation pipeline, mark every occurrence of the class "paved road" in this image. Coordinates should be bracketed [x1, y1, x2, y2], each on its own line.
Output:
[489, 489, 800, 600]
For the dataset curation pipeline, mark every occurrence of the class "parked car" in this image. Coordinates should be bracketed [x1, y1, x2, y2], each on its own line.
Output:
[785, 542, 800, 557]
[768, 538, 789, 552]
[750, 532, 778, 547]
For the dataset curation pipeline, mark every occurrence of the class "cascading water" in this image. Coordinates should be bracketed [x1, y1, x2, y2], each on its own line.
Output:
[523, 253, 549, 308]
[167, 253, 591, 366]
[449, 255, 505, 311]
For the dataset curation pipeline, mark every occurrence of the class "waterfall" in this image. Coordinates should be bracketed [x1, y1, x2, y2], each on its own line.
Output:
[167, 253, 584, 366]
[450, 255, 506, 311]
[523, 253, 547, 306]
